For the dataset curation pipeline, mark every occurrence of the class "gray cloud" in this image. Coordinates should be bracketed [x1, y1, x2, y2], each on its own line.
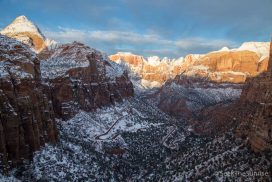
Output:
[175, 38, 236, 54]
[5, 0, 271, 40]
[44, 27, 236, 57]
[1, 0, 270, 57]
[124, 0, 272, 40]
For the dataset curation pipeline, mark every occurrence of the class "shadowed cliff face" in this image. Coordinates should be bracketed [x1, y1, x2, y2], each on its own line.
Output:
[149, 75, 242, 119]
[236, 65, 272, 151]
[0, 35, 58, 170]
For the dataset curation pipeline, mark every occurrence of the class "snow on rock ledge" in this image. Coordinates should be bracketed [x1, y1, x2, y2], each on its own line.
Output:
[0, 34, 37, 79]
[40, 41, 134, 119]
[41, 42, 124, 80]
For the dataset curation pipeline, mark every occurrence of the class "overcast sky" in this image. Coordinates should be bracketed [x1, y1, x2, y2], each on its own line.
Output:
[0, 0, 271, 58]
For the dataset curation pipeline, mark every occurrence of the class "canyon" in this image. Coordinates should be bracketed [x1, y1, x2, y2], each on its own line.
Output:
[187, 43, 272, 152]
[0, 15, 271, 181]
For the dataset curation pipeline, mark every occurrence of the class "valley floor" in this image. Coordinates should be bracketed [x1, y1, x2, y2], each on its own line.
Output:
[1, 97, 271, 181]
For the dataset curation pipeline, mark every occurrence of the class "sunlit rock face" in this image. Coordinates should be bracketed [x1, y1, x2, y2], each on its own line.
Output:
[188, 50, 265, 83]
[109, 52, 194, 89]
[109, 42, 270, 88]
[0, 15, 56, 53]
[0, 35, 58, 168]
[189, 42, 272, 152]
[41, 42, 134, 119]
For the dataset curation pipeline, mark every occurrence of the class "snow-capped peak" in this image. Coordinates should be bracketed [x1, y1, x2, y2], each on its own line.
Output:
[13, 15, 28, 22]
[146, 56, 161, 65]
[0, 15, 57, 53]
[145, 56, 173, 66]
[0, 15, 44, 38]
[219, 46, 230, 52]
[210, 42, 269, 58]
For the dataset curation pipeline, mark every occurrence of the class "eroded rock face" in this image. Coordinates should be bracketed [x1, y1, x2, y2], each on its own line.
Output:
[41, 42, 134, 119]
[109, 43, 269, 88]
[0, 37, 134, 170]
[236, 71, 272, 152]
[190, 42, 272, 152]
[110, 52, 188, 88]
[187, 51, 264, 83]
[0, 35, 58, 169]
[151, 75, 242, 119]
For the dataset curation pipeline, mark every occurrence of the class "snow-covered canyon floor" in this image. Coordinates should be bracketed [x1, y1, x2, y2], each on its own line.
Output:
[2, 97, 271, 181]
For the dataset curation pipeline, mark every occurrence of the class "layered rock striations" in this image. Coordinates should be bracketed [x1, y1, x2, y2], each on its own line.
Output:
[190, 42, 272, 152]
[0, 35, 58, 169]
[0, 16, 134, 169]
[110, 43, 270, 88]
[188, 50, 266, 83]
[41, 42, 134, 119]
[109, 52, 194, 88]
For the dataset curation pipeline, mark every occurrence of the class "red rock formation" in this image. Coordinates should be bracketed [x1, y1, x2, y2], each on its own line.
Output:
[41, 42, 134, 119]
[109, 45, 269, 87]
[0, 38, 134, 172]
[233, 43, 272, 152]
[188, 51, 262, 83]
[0, 35, 58, 170]
[110, 52, 145, 68]
[190, 42, 272, 152]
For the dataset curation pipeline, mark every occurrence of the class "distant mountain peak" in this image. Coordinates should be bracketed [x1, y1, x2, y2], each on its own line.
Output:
[14, 15, 28, 21]
[1, 15, 44, 37]
[0, 15, 56, 53]
[14, 15, 29, 22]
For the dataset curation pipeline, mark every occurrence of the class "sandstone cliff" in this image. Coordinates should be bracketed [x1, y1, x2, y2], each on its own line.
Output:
[41, 42, 134, 119]
[110, 43, 269, 88]
[190, 42, 272, 152]
[0, 35, 58, 170]
[110, 52, 190, 88]
[0, 38, 134, 171]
